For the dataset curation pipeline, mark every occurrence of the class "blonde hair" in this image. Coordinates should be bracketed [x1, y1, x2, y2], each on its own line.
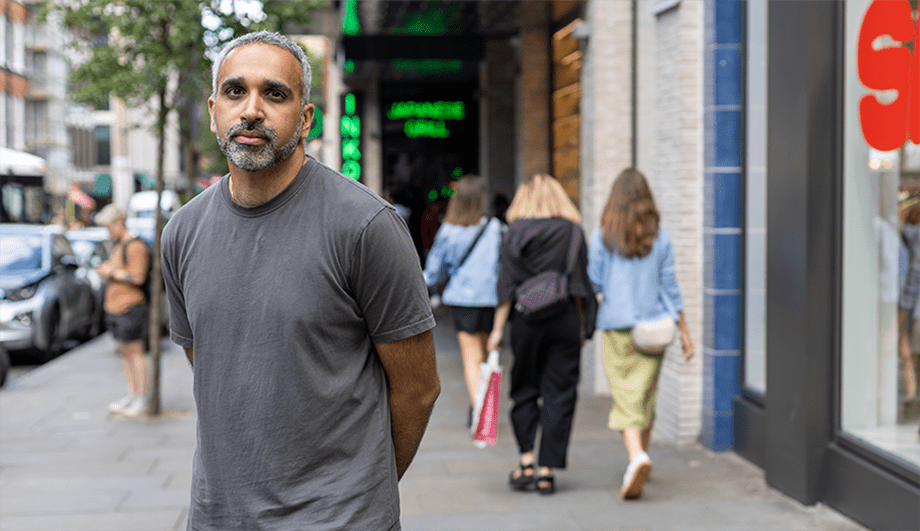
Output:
[505, 174, 581, 225]
[443, 175, 486, 226]
[600, 168, 660, 258]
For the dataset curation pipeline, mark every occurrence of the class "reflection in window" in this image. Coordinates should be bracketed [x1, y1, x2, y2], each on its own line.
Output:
[843, 0, 919, 469]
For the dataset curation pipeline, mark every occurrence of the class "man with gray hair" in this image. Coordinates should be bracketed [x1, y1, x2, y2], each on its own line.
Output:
[161, 31, 440, 530]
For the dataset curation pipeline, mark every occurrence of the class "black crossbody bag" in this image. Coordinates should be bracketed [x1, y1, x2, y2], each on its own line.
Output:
[514, 223, 580, 321]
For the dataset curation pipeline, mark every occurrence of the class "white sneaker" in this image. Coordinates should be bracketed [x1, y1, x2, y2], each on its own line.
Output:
[620, 451, 653, 499]
[120, 394, 148, 418]
[108, 393, 137, 414]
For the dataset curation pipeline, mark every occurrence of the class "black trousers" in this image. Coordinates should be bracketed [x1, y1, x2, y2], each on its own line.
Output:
[509, 301, 581, 469]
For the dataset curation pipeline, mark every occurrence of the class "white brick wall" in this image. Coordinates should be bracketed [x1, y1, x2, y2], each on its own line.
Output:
[579, 0, 634, 398]
[649, 2, 704, 446]
[580, 0, 704, 447]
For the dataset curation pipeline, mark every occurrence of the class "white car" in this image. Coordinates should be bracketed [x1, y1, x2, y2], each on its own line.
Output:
[125, 190, 180, 245]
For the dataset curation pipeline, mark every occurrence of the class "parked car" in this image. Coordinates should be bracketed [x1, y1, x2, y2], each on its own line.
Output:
[125, 190, 180, 246]
[66, 226, 112, 335]
[0, 224, 97, 361]
[0, 345, 9, 387]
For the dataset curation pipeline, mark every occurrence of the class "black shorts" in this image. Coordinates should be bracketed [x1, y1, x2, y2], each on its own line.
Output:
[105, 303, 149, 343]
[450, 306, 496, 334]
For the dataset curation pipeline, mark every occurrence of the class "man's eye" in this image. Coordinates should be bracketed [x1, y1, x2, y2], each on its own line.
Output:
[226, 87, 244, 97]
[267, 90, 285, 100]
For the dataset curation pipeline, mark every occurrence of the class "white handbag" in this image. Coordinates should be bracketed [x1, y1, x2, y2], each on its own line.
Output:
[631, 316, 677, 353]
[631, 293, 678, 354]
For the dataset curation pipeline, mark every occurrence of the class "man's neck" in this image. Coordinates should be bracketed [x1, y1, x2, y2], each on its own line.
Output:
[228, 150, 307, 207]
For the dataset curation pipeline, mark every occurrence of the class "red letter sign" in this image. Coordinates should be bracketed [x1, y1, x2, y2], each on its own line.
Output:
[858, 0, 915, 151]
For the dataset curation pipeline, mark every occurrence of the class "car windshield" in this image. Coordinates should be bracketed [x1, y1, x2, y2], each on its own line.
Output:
[0, 234, 43, 272]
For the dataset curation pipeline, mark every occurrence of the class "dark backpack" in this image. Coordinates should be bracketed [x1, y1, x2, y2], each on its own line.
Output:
[121, 236, 152, 302]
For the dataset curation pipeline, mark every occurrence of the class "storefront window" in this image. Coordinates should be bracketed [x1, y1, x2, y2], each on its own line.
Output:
[744, 0, 767, 396]
[843, 0, 920, 468]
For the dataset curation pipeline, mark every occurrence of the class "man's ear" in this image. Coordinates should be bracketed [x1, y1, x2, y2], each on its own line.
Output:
[301, 104, 316, 139]
[208, 97, 217, 134]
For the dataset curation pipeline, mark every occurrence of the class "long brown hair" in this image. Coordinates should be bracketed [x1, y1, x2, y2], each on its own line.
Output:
[443, 175, 486, 226]
[505, 173, 581, 225]
[601, 168, 660, 258]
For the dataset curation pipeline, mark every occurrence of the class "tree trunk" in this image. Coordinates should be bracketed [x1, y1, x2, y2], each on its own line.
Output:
[147, 88, 169, 416]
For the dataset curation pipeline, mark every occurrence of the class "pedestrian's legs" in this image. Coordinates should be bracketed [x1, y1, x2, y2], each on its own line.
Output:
[457, 331, 487, 405]
[509, 316, 546, 454]
[536, 309, 581, 469]
[119, 339, 146, 395]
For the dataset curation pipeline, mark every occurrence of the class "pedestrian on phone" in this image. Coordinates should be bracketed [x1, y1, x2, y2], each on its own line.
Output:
[94, 205, 150, 418]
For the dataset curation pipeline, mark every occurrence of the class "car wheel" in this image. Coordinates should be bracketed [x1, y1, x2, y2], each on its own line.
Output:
[43, 306, 65, 362]
[80, 302, 101, 341]
[0, 346, 9, 387]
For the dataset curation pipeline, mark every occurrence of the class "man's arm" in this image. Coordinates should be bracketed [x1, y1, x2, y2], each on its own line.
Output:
[184, 348, 193, 367]
[375, 330, 440, 480]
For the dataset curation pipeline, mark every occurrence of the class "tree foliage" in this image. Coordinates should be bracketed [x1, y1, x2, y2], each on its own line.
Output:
[46, 0, 323, 127]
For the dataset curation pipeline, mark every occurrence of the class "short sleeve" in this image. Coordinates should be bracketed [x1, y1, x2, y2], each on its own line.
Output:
[161, 229, 193, 348]
[352, 207, 436, 344]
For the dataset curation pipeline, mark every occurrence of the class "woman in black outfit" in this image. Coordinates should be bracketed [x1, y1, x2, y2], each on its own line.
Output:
[486, 174, 596, 495]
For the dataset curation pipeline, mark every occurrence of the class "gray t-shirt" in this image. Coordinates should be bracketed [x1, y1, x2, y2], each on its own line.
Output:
[161, 157, 436, 531]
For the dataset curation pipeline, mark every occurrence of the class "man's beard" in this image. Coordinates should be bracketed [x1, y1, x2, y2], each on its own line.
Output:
[217, 117, 302, 172]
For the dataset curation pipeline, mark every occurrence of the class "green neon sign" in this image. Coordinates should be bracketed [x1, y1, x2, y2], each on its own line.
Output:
[404, 119, 449, 139]
[341, 93, 361, 180]
[386, 101, 465, 121]
[343, 0, 360, 35]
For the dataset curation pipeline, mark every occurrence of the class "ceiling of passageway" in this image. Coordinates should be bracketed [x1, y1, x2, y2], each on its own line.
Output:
[340, 0, 521, 78]
[352, 0, 521, 37]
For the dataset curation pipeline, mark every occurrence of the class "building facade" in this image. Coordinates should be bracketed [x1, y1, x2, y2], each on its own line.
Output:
[326, 1, 919, 528]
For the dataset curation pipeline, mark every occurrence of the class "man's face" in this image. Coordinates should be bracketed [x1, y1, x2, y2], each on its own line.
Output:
[208, 43, 314, 173]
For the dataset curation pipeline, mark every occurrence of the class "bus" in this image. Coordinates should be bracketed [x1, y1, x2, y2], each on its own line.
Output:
[0, 146, 49, 224]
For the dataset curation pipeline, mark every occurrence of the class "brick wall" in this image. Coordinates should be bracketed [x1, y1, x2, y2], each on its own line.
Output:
[649, 2, 705, 446]
[579, 0, 634, 397]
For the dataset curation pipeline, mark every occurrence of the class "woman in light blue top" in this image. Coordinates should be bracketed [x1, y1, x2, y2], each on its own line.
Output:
[587, 168, 694, 500]
[424, 176, 504, 421]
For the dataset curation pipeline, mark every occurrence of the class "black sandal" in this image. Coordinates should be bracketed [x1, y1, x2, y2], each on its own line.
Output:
[508, 463, 535, 490]
[535, 473, 555, 495]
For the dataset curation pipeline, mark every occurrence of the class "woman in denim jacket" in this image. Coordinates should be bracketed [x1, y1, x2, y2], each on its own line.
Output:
[588, 168, 694, 500]
[424, 176, 504, 423]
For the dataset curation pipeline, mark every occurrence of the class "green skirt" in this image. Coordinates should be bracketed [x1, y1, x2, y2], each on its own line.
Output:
[602, 329, 664, 431]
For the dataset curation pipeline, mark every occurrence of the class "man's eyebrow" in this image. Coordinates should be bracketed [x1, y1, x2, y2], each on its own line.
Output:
[219, 77, 244, 92]
[219, 77, 294, 96]
[264, 80, 294, 95]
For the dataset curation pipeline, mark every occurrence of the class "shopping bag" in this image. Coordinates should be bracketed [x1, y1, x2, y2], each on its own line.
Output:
[471, 350, 502, 448]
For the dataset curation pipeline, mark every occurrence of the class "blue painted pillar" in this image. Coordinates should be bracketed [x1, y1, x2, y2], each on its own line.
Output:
[701, 0, 743, 451]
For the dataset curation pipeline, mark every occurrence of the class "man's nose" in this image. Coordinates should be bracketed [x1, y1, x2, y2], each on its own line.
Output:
[239, 94, 265, 123]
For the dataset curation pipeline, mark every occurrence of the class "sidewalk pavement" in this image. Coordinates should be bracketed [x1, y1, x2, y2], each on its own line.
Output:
[0, 307, 868, 531]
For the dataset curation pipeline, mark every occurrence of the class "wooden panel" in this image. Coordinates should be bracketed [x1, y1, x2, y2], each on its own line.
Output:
[552, 83, 580, 119]
[553, 36, 579, 62]
[553, 61, 580, 90]
[553, 0, 580, 21]
[553, 115, 580, 150]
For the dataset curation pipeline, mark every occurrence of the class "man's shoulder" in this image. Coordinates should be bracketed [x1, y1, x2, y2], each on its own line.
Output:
[306, 159, 396, 227]
[310, 159, 391, 210]
[162, 179, 222, 240]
